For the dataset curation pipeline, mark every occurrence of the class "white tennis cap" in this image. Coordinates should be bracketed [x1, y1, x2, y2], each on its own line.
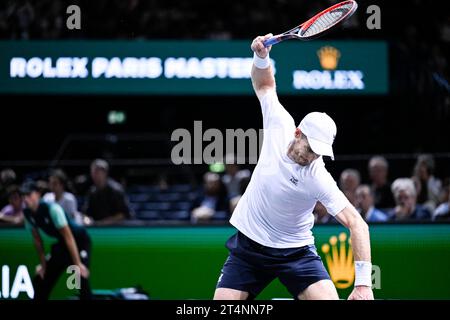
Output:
[298, 112, 337, 160]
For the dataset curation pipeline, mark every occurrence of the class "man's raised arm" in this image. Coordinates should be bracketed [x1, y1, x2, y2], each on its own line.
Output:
[250, 34, 276, 101]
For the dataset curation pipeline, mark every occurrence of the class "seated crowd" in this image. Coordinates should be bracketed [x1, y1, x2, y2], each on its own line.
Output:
[0, 154, 449, 226]
[315, 154, 449, 223]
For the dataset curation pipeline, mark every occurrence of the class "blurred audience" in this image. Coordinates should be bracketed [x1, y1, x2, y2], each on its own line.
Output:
[229, 176, 251, 214]
[313, 201, 336, 224]
[1, 152, 449, 225]
[355, 185, 388, 222]
[84, 159, 131, 225]
[0, 168, 17, 208]
[388, 178, 431, 221]
[43, 169, 83, 225]
[339, 168, 360, 207]
[412, 154, 442, 212]
[191, 172, 229, 222]
[222, 154, 251, 199]
[0, 185, 25, 225]
[36, 179, 50, 195]
[368, 156, 395, 210]
[433, 182, 449, 220]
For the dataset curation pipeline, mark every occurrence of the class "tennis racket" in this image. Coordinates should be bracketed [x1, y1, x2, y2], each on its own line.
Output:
[263, 0, 358, 47]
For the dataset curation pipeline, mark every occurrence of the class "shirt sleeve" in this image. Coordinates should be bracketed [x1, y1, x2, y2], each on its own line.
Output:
[66, 193, 78, 215]
[313, 170, 350, 216]
[42, 193, 52, 202]
[259, 90, 295, 130]
[49, 203, 68, 229]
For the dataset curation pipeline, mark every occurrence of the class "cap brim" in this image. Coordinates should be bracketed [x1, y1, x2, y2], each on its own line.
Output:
[307, 136, 335, 160]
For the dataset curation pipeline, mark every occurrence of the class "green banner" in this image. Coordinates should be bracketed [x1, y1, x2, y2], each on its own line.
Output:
[0, 40, 388, 95]
[0, 224, 449, 300]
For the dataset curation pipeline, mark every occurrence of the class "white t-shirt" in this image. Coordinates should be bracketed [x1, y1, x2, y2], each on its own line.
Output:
[230, 90, 349, 248]
[43, 192, 83, 225]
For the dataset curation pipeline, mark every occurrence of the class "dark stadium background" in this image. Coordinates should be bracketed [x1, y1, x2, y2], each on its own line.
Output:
[1, 0, 448, 182]
[0, 0, 449, 300]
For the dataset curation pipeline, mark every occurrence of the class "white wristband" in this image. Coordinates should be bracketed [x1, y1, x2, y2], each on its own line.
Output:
[253, 52, 271, 69]
[354, 261, 372, 287]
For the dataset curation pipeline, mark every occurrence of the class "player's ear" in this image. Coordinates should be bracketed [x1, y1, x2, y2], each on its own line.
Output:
[295, 128, 301, 138]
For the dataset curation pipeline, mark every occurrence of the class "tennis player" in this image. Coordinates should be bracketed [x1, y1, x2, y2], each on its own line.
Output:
[21, 181, 92, 300]
[214, 34, 374, 300]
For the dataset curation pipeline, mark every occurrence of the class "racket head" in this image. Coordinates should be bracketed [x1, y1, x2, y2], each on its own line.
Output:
[298, 0, 358, 40]
[262, 0, 358, 47]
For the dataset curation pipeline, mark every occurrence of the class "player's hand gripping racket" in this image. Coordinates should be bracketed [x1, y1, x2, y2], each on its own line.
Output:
[263, 0, 358, 47]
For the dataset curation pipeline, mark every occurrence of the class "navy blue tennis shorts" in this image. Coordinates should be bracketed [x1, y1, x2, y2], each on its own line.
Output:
[216, 231, 331, 299]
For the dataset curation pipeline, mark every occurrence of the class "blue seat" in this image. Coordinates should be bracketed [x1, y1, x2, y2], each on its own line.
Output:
[142, 202, 171, 211]
[162, 210, 190, 220]
[128, 185, 161, 193]
[136, 211, 162, 220]
[171, 202, 191, 210]
[167, 184, 193, 193]
[129, 193, 150, 203]
[211, 211, 229, 221]
[156, 193, 182, 202]
[129, 203, 142, 211]
[179, 192, 198, 201]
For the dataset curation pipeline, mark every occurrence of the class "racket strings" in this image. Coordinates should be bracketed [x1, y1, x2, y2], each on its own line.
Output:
[302, 4, 353, 37]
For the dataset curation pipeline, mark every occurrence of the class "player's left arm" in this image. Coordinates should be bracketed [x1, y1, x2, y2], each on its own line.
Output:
[59, 225, 89, 278]
[335, 205, 374, 300]
[50, 203, 89, 278]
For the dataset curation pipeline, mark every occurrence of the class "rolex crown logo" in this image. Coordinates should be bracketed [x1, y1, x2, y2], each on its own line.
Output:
[321, 232, 354, 289]
[317, 46, 341, 70]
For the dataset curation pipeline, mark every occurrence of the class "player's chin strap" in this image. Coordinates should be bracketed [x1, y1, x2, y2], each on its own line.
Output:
[354, 261, 372, 287]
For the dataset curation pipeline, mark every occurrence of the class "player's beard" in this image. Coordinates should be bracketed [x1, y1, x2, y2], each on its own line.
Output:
[296, 155, 311, 166]
[287, 141, 310, 166]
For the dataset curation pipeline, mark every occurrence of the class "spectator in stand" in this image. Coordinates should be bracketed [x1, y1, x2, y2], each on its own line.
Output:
[0, 168, 17, 208]
[412, 154, 442, 212]
[191, 172, 229, 222]
[388, 178, 431, 221]
[313, 201, 337, 224]
[84, 159, 131, 225]
[229, 176, 251, 214]
[36, 179, 50, 196]
[355, 185, 388, 222]
[43, 169, 83, 225]
[339, 169, 361, 207]
[433, 181, 449, 220]
[222, 154, 251, 199]
[0, 185, 25, 225]
[368, 156, 395, 210]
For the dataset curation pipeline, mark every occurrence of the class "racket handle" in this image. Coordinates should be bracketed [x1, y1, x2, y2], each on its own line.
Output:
[263, 36, 281, 47]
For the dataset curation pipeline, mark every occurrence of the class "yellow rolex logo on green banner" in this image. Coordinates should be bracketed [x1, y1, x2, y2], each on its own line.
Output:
[321, 233, 354, 289]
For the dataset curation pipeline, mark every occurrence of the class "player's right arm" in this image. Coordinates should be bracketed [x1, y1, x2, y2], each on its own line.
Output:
[30, 227, 47, 278]
[49, 203, 90, 278]
[251, 34, 276, 101]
